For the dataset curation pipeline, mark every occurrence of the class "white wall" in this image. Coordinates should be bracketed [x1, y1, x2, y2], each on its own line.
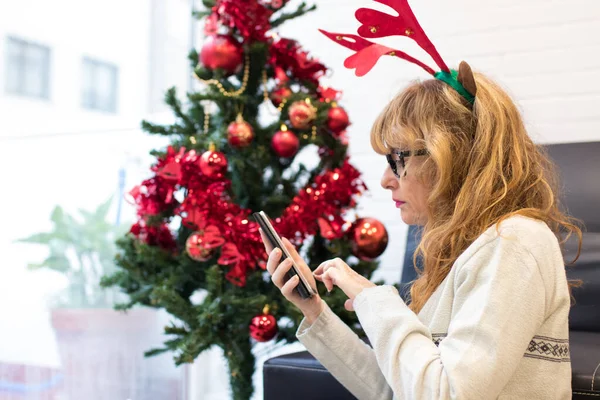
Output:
[276, 0, 600, 283]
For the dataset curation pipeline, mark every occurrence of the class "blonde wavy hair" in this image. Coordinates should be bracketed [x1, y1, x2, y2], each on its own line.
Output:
[370, 72, 583, 314]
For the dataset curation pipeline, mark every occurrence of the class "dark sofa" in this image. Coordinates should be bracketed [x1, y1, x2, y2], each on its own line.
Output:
[548, 142, 600, 398]
[263, 141, 600, 399]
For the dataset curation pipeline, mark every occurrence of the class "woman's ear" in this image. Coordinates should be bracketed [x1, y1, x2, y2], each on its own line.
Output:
[457, 61, 477, 98]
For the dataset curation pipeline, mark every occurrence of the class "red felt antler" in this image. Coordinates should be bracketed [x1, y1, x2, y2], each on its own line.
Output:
[319, 29, 435, 77]
[320, 0, 449, 77]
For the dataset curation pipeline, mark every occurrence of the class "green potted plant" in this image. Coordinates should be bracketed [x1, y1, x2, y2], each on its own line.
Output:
[18, 196, 125, 307]
[18, 196, 183, 399]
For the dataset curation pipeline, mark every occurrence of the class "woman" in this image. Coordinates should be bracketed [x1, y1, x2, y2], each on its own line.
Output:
[262, 71, 582, 399]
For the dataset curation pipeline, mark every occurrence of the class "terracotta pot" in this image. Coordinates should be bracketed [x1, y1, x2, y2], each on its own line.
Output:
[50, 308, 183, 400]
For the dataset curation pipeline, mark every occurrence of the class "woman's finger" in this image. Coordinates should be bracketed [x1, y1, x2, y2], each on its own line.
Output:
[280, 274, 300, 299]
[314, 260, 336, 276]
[314, 260, 341, 286]
[321, 268, 341, 292]
[322, 263, 335, 273]
[282, 238, 308, 268]
[313, 263, 325, 276]
[266, 247, 282, 275]
[271, 258, 294, 288]
[281, 237, 315, 281]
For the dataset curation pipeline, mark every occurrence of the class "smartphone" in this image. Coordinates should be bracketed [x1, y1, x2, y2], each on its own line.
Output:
[252, 211, 316, 299]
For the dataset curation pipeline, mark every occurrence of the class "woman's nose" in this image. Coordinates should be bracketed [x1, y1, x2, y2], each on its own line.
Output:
[380, 166, 398, 191]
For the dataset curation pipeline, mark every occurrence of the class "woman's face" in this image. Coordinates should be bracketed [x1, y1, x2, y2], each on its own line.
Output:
[380, 152, 430, 226]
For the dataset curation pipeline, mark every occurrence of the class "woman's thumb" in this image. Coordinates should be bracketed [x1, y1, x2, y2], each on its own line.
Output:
[344, 299, 354, 312]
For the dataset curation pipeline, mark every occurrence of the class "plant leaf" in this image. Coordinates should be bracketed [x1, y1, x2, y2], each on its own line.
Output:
[17, 232, 55, 245]
[95, 196, 114, 221]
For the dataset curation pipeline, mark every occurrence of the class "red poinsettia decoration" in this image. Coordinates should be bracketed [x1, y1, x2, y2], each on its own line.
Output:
[210, 0, 273, 42]
[130, 219, 177, 251]
[270, 38, 327, 85]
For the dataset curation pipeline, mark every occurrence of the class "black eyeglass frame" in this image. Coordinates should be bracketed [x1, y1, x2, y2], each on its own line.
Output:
[385, 149, 429, 178]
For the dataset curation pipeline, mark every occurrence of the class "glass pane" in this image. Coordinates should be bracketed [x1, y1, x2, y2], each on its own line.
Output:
[81, 59, 95, 108]
[23, 44, 49, 98]
[81, 59, 117, 112]
[5, 38, 23, 93]
[4, 38, 49, 98]
[95, 63, 117, 112]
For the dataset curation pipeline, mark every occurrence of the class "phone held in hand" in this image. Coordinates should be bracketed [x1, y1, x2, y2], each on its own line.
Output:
[252, 211, 316, 299]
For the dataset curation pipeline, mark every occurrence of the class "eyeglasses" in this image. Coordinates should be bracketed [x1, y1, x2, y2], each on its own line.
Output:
[386, 149, 429, 178]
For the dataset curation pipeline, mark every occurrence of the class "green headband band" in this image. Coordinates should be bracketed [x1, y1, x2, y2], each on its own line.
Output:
[434, 70, 475, 104]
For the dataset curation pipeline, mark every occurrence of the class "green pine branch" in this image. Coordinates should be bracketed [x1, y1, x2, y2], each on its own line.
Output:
[271, 2, 317, 28]
[165, 87, 198, 133]
[201, 0, 216, 10]
[193, 10, 212, 19]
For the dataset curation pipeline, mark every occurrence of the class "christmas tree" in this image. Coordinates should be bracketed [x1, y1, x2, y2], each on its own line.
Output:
[101, 1, 390, 399]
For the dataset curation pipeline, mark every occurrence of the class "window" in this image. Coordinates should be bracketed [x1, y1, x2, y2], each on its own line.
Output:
[82, 57, 118, 113]
[5, 36, 51, 99]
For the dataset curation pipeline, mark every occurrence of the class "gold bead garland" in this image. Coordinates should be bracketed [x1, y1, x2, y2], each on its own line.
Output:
[203, 108, 210, 134]
[189, 102, 212, 144]
[193, 54, 250, 98]
[262, 69, 288, 113]
[262, 70, 269, 102]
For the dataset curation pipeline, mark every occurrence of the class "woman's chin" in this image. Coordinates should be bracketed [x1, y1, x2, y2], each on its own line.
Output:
[400, 210, 423, 226]
[400, 211, 413, 225]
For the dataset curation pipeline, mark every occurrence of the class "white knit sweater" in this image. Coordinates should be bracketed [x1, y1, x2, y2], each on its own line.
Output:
[297, 216, 572, 399]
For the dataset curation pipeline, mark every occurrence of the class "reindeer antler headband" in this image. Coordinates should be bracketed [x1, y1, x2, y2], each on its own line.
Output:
[319, 0, 477, 104]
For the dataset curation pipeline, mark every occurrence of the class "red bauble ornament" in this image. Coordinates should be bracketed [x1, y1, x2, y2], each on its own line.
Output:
[327, 106, 350, 134]
[186, 231, 215, 262]
[185, 226, 225, 262]
[227, 116, 254, 148]
[249, 305, 278, 342]
[288, 100, 317, 129]
[200, 35, 243, 75]
[271, 86, 292, 107]
[199, 145, 228, 178]
[271, 129, 299, 158]
[349, 218, 389, 261]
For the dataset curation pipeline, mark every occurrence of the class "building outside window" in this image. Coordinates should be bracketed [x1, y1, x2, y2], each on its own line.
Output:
[81, 57, 118, 113]
[4, 36, 51, 99]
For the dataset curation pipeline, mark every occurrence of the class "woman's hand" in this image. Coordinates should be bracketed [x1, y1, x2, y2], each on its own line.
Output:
[260, 229, 323, 323]
[313, 258, 377, 312]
